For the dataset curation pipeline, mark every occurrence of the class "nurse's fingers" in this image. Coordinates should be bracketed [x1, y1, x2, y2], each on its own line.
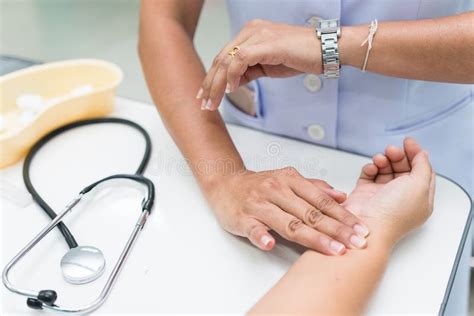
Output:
[207, 62, 229, 110]
[197, 28, 255, 107]
[268, 191, 366, 249]
[227, 44, 284, 92]
[241, 217, 275, 251]
[258, 204, 346, 255]
[236, 64, 302, 87]
[385, 145, 411, 176]
[372, 153, 394, 183]
[286, 176, 370, 237]
[206, 48, 267, 110]
[199, 65, 219, 110]
[307, 178, 347, 203]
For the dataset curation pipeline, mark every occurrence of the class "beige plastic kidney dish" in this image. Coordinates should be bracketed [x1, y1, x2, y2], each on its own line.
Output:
[0, 59, 123, 168]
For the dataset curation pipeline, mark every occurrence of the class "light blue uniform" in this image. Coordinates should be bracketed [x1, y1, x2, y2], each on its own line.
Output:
[222, 0, 473, 314]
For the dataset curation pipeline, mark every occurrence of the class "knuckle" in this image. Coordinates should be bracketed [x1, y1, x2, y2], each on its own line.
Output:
[217, 57, 230, 68]
[315, 195, 334, 211]
[280, 166, 299, 177]
[305, 208, 324, 226]
[260, 177, 282, 191]
[234, 48, 246, 62]
[286, 219, 303, 238]
[212, 55, 223, 66]
[319, 180, 329, 187]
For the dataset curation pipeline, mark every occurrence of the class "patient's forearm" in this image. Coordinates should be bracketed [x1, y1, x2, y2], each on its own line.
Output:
[250, 238, 393, 315]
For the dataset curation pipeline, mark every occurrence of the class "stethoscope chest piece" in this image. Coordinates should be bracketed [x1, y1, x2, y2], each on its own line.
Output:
[60, 246, 105, 285]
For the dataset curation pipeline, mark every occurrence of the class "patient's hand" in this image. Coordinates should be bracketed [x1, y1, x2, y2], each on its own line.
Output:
[343, 138, 436, 246]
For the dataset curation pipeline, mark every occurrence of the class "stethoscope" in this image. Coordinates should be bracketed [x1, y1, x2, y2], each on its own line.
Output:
[2, 118, 155, 314]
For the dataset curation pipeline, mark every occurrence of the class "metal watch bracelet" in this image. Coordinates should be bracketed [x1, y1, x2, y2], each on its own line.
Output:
[316, 19, 341, 78]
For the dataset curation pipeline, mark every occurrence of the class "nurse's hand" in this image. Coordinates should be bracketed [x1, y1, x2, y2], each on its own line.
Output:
[196, 20, 321, 110]
[207, 167, 370, 255]
[343, 138, 435, 247]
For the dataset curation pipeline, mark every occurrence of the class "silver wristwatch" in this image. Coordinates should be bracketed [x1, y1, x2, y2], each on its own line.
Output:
[316, 19, 341, 78]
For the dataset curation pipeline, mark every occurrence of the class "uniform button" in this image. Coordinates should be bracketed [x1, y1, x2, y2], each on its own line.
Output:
[306, 16, 323, 27]
[303, 74, 322, 92]
[307, 124, 325, 141]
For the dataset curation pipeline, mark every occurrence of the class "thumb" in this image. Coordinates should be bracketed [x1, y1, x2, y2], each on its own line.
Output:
[242, 217, 275, 251]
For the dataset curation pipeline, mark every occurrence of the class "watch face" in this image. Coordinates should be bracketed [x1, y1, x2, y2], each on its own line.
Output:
[319, 19, 340, 35]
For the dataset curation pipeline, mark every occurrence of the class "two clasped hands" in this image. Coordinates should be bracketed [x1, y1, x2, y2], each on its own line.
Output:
[195, 20, 435, 257]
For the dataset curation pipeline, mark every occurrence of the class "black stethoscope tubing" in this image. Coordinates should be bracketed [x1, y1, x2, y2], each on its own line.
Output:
[22, 117, 153, 249]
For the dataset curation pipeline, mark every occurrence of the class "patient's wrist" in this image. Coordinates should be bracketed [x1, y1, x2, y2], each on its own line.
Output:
[367, 231, 397, 254]
[364, 220, 399, 252]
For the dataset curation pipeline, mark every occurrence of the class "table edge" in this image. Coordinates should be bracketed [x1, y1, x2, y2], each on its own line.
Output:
[436, 174, 472, 315]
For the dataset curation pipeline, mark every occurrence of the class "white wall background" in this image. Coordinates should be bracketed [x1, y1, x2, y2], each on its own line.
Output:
[0, 0, 230, 103]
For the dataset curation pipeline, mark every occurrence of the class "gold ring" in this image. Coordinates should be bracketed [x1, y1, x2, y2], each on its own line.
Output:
[228, 46, 240, 58]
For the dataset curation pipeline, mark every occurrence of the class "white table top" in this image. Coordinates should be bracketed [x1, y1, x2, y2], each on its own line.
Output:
[1, 97, 471, 315]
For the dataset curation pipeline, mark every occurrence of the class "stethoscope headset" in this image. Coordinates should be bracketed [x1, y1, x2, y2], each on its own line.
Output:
[2, 118, 155, 314]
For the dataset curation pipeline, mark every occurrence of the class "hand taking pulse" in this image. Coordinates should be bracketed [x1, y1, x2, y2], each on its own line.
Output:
[249, 138, 436, 314]
[196, 20, 321, 110]
[206, 167, 370, 255]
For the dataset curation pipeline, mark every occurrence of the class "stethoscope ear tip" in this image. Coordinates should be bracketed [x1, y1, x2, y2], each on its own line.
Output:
[27, 298, 43, 310]
[26, 289, 57, 309]
[38, 290, 58, 305]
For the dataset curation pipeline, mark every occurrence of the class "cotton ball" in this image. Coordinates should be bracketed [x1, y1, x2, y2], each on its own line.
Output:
[70, 85, 93, 97]
[16, 94, 45, 112]
[19, 110, 38, 125]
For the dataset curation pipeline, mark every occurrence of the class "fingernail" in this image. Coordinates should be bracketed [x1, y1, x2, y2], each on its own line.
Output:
[205, 99, 212, 110]
[353, 224, 370, 237]
[200, 99, 207, 110]
[260, 235, 273, 247]
[196, 88, 203, 99]
[225, 83, 231, 93]
[333, 189, 345, 195]
[350, 235, 367, 249]
[330, 240, 345, 255]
